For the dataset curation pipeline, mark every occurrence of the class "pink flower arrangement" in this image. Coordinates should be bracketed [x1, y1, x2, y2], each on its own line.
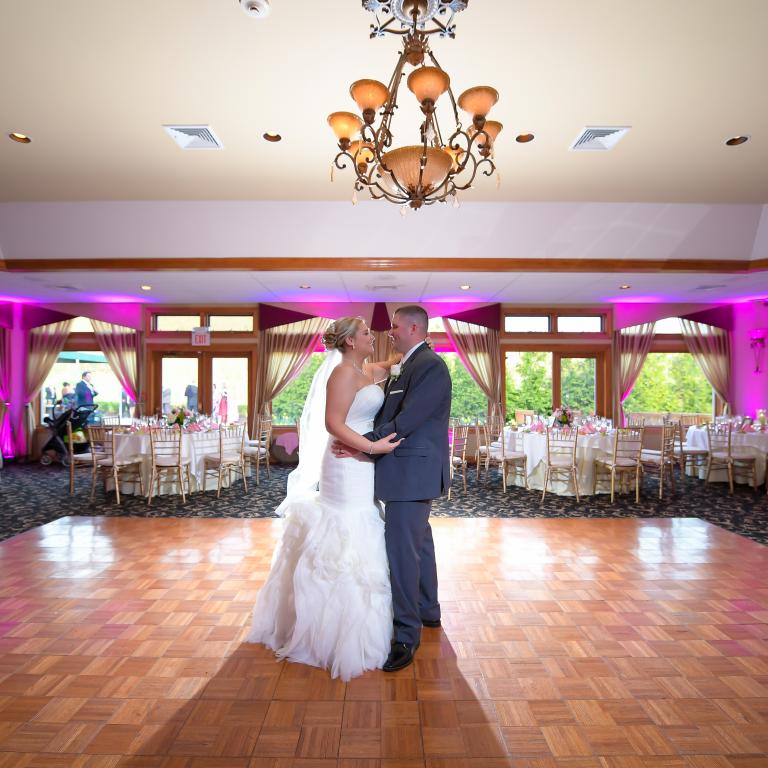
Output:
[552, 405, 574, 428]
[168, 407, 193, 426]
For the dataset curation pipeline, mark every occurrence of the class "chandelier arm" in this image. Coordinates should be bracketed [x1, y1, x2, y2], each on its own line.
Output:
[426, 49, 460, 125]
[333, 150, 354, 171]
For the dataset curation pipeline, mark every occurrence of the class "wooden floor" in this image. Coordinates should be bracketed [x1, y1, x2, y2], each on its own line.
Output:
[0, 516, 766, 767]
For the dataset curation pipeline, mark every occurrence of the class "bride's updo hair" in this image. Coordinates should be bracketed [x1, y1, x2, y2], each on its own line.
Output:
[322, 316, 364, 352]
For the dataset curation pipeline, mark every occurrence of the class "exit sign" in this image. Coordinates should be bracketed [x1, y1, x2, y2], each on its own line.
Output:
[191, 327, 210, 346]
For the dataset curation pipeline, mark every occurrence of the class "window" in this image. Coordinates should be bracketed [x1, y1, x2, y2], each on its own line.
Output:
[560, 357, 596, 413]
[505, 351, 553, 417]
[504, 315, 550, 333]
[41, 351, 131, 423]
[654, 317, 683, 334]
[154, 315, 201, 332]
[623, 353, 712, 415]
[208, 315, 254, 332]
[69, 316, 94, 332]
[438, 352, 488, 422]
[557, 315, 603, 333]
[272, 353, 325, 425]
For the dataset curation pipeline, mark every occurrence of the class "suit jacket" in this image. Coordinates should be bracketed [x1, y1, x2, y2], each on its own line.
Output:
[75, 380, 96, 406]
[365, 342, 452, 502]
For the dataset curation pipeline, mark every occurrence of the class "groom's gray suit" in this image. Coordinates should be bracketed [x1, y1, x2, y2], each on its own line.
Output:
[365, 342, 452, 647]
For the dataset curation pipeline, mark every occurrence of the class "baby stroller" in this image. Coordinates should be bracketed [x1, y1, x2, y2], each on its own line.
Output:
[40, 404, 98, 466]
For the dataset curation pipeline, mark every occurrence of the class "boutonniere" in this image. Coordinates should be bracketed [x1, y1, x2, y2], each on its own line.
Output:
[389, 363, 402, 381]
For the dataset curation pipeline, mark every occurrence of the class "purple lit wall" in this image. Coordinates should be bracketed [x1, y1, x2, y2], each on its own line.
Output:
[731, 300, 768, 417]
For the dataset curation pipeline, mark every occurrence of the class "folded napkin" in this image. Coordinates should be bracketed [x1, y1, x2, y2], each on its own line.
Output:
[741, 424, 755, 433]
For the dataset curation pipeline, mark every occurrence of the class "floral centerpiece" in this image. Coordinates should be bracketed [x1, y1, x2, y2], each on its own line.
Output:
[552, 405, 574, 428]
[167, 407, 193, 427]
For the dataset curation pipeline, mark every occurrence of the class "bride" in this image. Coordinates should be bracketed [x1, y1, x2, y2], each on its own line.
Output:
[246, 317, 401, 680]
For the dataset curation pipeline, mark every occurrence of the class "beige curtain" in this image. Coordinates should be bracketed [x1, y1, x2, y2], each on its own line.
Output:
[681, 319, 731, 413]
[254, 317, 327, 431]
[443, 319, 503, 410]
[25, 319, 73, 443]
[612, 322, 656, 425]
[371, 330, 393, 363]
[91, 319, 141, 416]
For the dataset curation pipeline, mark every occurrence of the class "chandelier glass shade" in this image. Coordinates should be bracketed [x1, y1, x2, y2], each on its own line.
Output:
[328, 0, 501, 210]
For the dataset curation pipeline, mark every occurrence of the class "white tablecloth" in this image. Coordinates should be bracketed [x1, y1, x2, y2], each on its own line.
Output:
[503, 428, 615, 496]
[112, 431, 226, 496]
[685, 426, 767, 486]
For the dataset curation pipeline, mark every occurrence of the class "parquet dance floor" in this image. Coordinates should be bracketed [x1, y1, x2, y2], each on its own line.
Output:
[0, 516, 766, 767]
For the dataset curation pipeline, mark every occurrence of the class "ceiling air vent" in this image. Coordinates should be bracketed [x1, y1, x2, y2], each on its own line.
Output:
[365, 284, 403, 292]
[570, 126, 630, 151]
[163, 125, 224, 150]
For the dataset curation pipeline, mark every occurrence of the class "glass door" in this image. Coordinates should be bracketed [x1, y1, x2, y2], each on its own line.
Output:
[153, 352, 252, 425]
[160, 356, 200, 416]
[210, 356, 249, 424]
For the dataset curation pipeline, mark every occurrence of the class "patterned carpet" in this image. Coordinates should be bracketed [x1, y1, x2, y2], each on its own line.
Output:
[0, 460, 766, 545]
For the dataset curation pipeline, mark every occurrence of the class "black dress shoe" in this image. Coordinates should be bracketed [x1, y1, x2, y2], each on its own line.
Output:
[383, 642, 416, 672]
[422, 618, 441, 628]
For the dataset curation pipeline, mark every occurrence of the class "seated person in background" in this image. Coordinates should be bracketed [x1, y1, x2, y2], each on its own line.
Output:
[60, 382, 76, 409]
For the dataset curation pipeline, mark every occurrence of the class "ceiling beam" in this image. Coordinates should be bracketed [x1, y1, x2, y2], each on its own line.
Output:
[2, 257, 767, 273]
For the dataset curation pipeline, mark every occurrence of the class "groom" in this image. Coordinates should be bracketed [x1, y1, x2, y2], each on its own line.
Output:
[337, 305, 452, 671]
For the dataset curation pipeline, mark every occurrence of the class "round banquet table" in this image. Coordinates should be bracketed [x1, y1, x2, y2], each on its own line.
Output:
[110, 430, 231, 496]
[503, 427, 616, 496]
[684, 425, 766, 486]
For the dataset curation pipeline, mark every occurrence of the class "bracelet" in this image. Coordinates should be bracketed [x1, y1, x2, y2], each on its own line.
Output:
[368, 441, 374, 455]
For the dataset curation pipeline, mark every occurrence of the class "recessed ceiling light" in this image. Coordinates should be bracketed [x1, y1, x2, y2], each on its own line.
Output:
[515, 133, 535, 143]
[140, 285, 152, 291]
[299, 284, 311, 289]
[459, 284, 471, 290]
[725, 135, 749, 146]
[619, 284, 631, 290]
[8, 132, 31, 144]
[263, 132, 282, 142]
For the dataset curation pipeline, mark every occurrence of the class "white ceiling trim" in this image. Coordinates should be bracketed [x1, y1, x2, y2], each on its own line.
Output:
[0, 201, 765, 263]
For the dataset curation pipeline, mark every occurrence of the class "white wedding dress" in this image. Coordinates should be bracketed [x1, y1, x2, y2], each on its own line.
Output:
[246, 383, 393, 681]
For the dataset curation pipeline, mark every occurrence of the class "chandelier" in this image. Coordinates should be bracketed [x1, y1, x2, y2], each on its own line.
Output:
[328, 0, 501, 210]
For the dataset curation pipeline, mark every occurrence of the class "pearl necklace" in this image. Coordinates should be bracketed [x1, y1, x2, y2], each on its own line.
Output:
[350, 362, 365, 376]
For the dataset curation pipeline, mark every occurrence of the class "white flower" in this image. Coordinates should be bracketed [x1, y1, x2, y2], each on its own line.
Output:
[390, 364, 401, 377]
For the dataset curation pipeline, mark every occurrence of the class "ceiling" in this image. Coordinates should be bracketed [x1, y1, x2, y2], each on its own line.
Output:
[1, 0, 767, 204]
[1, 267, 764, 305]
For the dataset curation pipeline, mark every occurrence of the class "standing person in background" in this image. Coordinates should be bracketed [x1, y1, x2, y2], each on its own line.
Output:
[184, 383, 198, 413]
[161, 387, 172, 416]
[75, 371, 97, 407]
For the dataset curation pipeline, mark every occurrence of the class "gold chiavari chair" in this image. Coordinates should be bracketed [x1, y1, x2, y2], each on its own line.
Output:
[542, 427, 580, 503]
[148, 427, 192, 504]
[705, 423, 758, 494]
[448, 424, 469, 500]
[593, 427, 644, 503]
[514, 409, 535, 425]
[202, 423, 248, 497]
[101, 416, 121, 427]
[244, 415, 272, 485]
[66, 418, 95, 495]
[673, 419, 708, 476]
[476, 413, 503, 479]
[640, 421, 677, 499]
[87, 426, 144, 504]
[487, 429, 528, 493]
[626, 414, 645, 428]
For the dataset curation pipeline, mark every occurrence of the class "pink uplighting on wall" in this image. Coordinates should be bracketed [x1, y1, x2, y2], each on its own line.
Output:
[0, 295, 38, 304]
